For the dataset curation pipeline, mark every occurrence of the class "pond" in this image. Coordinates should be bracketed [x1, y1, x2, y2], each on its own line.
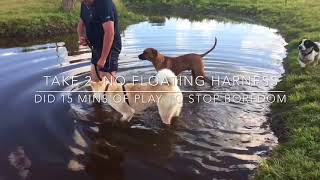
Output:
[0, 18, 287, 180]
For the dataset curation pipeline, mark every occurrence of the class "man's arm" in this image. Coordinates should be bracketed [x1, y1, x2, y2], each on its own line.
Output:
[97, 21, 115, 68]
[77, 19, 87, 46]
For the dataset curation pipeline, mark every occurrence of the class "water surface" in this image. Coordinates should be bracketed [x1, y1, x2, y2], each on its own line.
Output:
[0, 18, 286, 180]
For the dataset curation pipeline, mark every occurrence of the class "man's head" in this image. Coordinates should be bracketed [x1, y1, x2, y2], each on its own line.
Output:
[138, 48, 159, 62]
[82, 0, 94, 6]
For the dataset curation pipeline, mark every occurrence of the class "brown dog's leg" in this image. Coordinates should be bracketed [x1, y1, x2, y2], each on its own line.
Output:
[198, 76, 213, 86]
[204, 76, 213, 86]
[192, 69, 213, 87]
[191, 70, 197, 86]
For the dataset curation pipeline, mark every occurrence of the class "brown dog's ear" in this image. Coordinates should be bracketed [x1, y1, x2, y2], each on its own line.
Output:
[152, 49, 158, 57]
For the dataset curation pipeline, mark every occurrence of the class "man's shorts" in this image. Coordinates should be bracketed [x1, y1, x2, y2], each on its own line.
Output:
[91, 49, 119, 72]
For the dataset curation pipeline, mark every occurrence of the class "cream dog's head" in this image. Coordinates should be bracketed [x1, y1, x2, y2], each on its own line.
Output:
[91, 78, 109, 101]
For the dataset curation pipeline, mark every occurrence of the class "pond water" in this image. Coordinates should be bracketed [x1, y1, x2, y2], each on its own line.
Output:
[0, 18, 287, 180]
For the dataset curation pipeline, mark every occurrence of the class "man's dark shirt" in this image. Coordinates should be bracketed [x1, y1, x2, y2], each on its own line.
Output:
[80, 0, 121, 61]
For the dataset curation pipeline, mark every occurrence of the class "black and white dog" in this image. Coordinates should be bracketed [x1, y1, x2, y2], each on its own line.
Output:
[298, 39, 320, 68]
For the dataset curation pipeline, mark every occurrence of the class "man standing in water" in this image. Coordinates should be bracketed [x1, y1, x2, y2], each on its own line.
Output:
[77, 0, 121, 82]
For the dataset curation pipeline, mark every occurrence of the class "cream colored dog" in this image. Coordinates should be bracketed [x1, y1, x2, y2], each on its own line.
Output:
[91, 69, 183, 125]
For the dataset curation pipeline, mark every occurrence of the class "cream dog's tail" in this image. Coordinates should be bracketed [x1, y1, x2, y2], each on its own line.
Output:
[155, 69, 178, 86]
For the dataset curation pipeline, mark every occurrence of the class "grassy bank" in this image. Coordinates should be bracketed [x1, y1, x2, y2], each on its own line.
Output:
[124, 0, 320, 179]
[0, 0, 144, 37]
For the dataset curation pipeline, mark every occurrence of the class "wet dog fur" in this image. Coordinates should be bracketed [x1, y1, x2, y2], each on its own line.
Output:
[91, 69, 183, 125]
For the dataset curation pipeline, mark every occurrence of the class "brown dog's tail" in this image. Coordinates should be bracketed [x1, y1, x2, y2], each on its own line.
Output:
[201, 37, 218, 57]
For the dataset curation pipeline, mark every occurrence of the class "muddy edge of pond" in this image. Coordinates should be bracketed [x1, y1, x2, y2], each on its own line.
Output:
[0, 0, 145, 39]
[124, 3, 259, 23]
[0, 7, 262, 48]
[0, 20, 143, 41]
[0, 4, 257, 39]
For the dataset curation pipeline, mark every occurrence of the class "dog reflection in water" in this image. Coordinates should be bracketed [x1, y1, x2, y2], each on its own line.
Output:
[68, 126, 124, 179]
[68, 122, 178, 179]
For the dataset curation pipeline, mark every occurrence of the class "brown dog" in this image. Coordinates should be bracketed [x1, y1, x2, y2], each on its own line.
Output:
[138, 38, 217, 85]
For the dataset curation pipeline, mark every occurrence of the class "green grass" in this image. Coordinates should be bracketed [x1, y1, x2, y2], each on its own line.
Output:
[0, 0, 144, 37]
[123, 0, 320, 179]
[0, 0, 79, 37]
